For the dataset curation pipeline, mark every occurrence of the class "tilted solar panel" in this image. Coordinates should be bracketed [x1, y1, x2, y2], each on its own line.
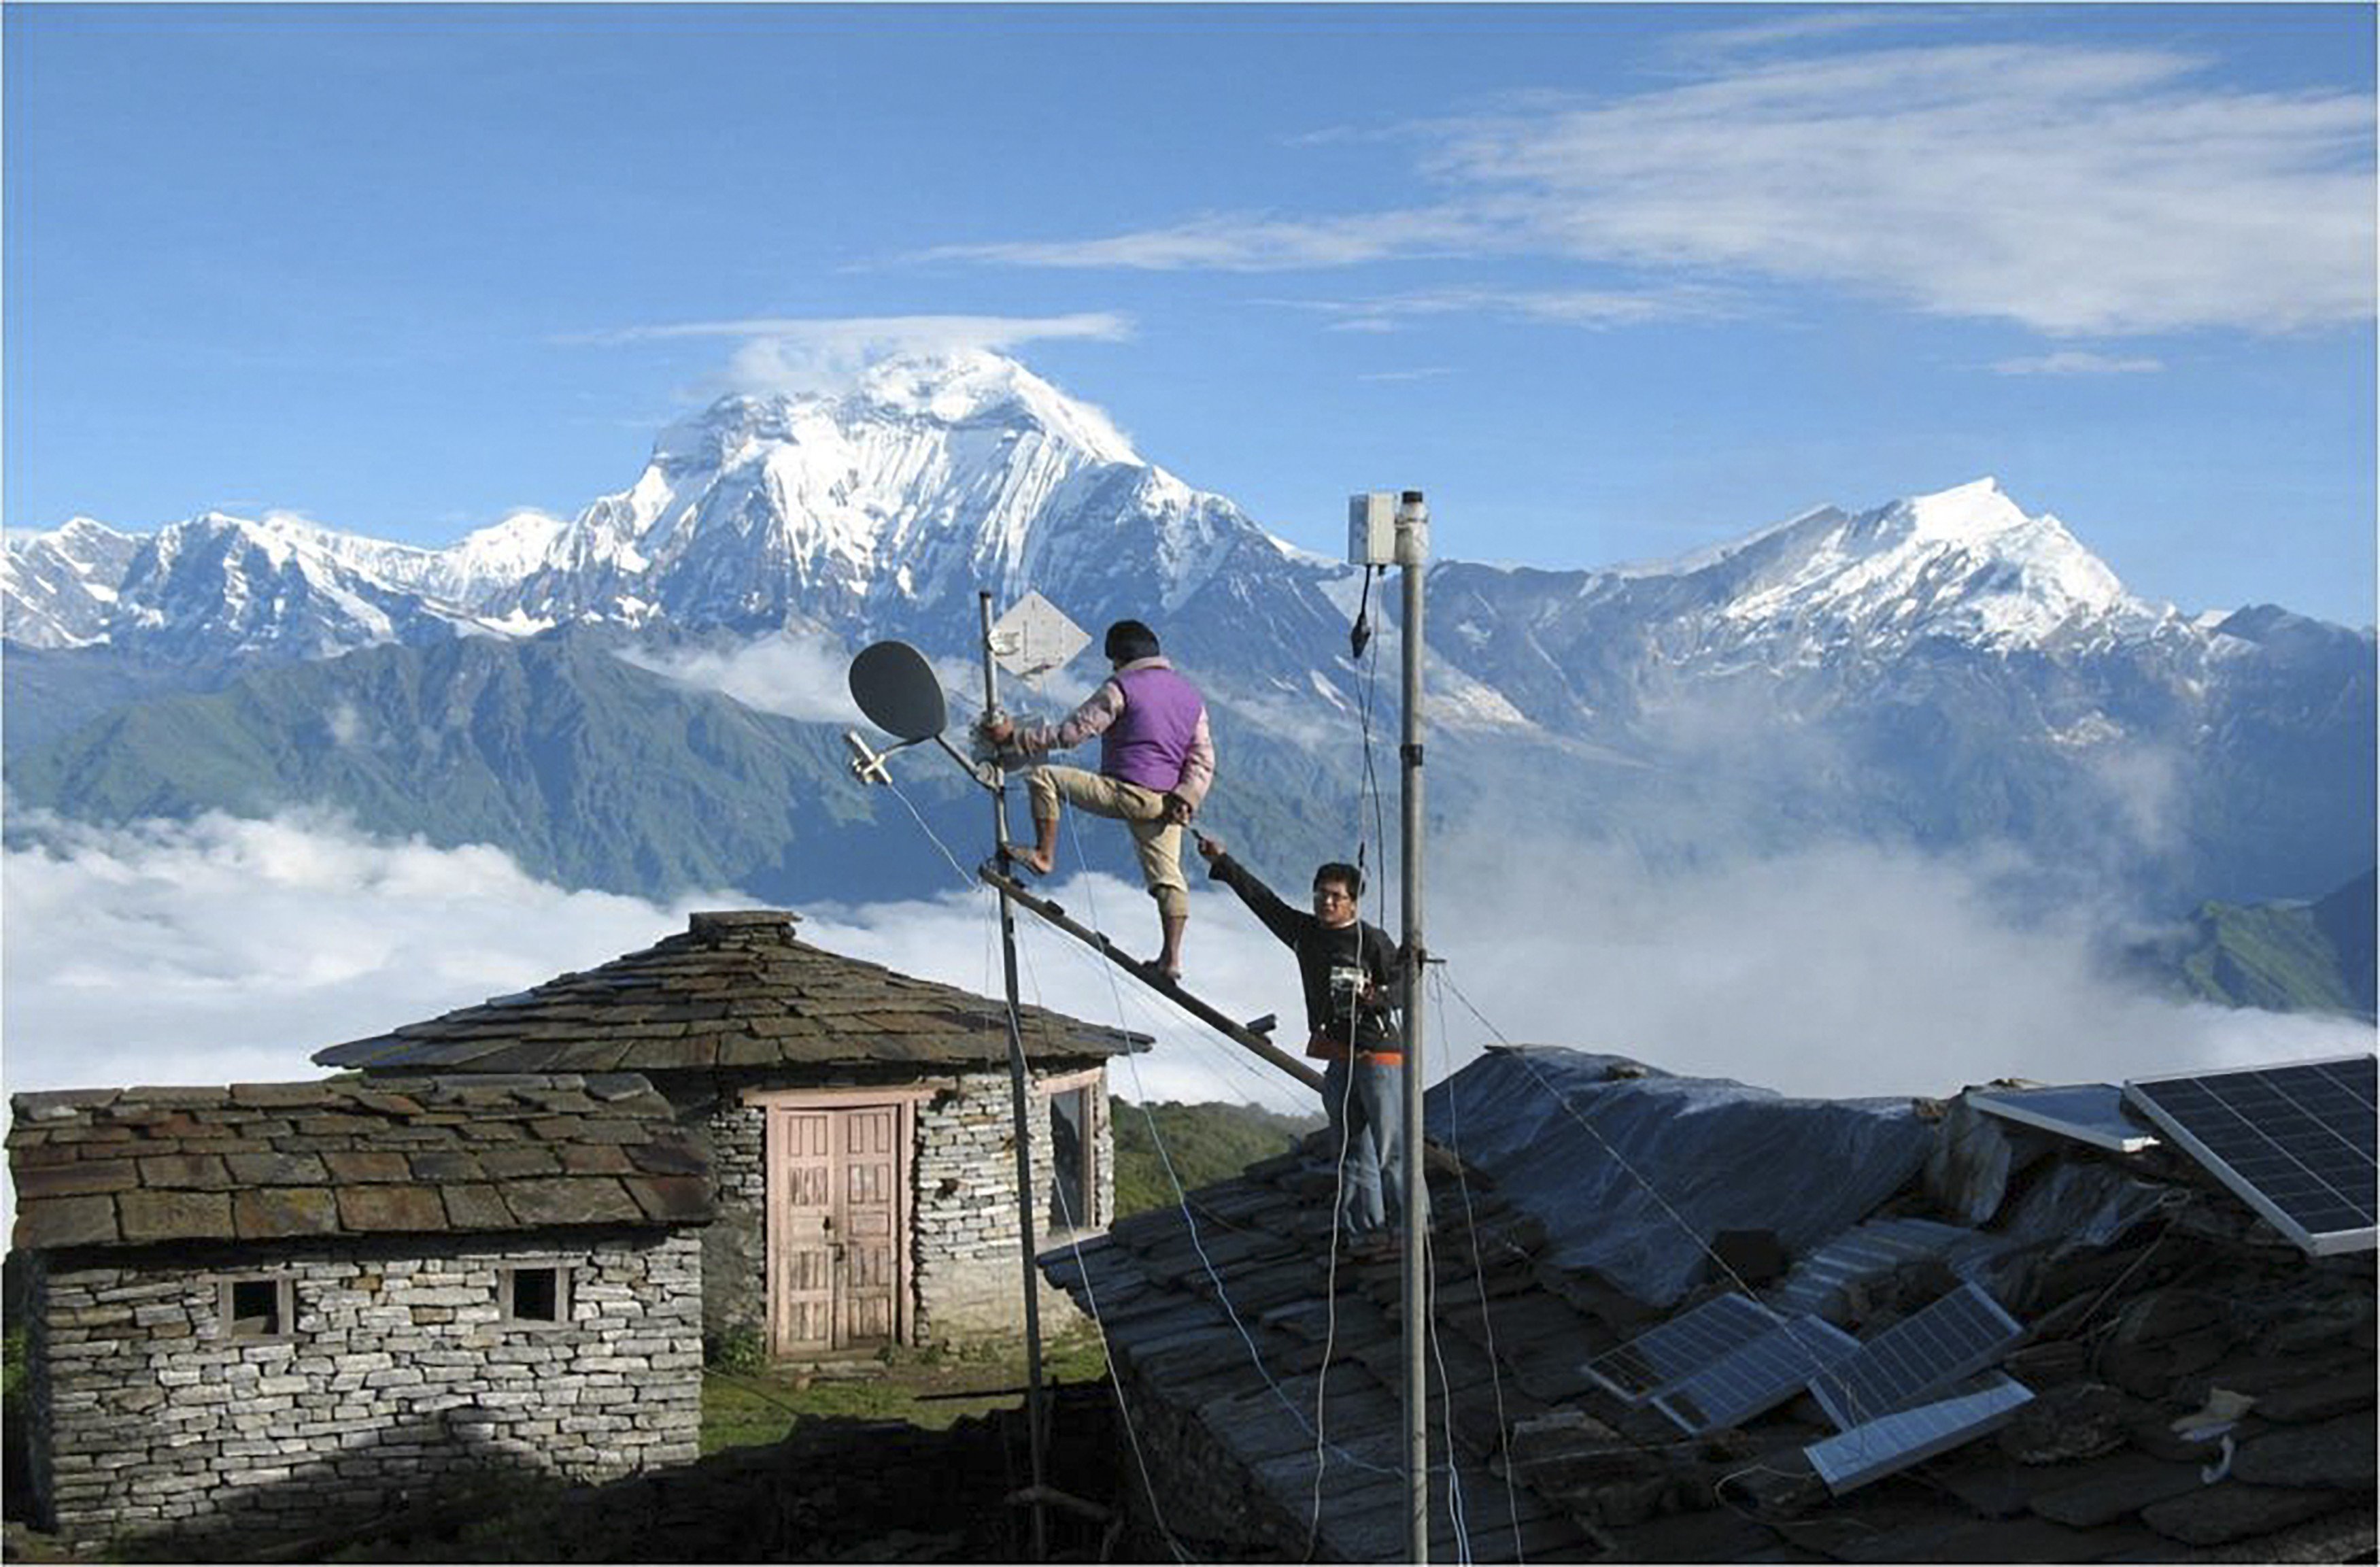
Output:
[2124, 1054, 2376, 1256]
[1969, 1083, 2161, 1153]
[1652, 1315, 1859, 1435]
[1807, 1281, 2024, 1431]
[1580, 1291, 1777, 1403]
[1805, 1372, 2035, 1494]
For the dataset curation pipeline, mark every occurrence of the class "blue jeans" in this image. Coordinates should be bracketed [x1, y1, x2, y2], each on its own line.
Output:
[1322, 1058, 1416, 1236]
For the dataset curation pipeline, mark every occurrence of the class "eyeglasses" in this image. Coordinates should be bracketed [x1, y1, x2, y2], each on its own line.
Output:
[1311, 889, 1354, 905]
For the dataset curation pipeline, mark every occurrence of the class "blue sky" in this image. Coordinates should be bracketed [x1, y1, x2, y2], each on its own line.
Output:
[5, 3, 2374, 622]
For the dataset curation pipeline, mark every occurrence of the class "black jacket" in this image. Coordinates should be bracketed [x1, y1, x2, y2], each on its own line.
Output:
[1206, 853, 1402, 1051]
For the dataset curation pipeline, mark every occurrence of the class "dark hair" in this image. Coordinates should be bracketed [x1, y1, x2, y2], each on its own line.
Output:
[1312, 862, 1363, 898]
[1104, 619, 1160, 662]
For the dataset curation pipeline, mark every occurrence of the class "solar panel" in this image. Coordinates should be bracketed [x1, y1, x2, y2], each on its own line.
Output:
[1969, 1083, 2161, 1153]
[1580, 1292, 1777, 1403]
[2123, 1054, 2376, 1256]
[1652, 1315, 1859, 1435]
[1765, 1216, 1982, 1321]
[1807, 1282, 2024, 1430]
[1805, 1372, 2035, 1494]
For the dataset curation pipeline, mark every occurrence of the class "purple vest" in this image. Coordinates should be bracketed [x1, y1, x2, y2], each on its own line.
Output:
[1100, 665, 1205, 792]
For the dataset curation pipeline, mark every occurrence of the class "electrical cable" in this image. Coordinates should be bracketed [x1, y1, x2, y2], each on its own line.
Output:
[1430, 971, 1527, 1562]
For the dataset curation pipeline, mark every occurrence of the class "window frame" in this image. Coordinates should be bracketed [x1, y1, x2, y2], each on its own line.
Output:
[497, 1262, 575, 1329]
[1038, 1068, 1105, 1238]
[215, 1273, 297, 1341]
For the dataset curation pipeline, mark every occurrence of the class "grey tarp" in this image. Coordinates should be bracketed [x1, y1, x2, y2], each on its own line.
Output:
[1428, 1047, 1935, 1307]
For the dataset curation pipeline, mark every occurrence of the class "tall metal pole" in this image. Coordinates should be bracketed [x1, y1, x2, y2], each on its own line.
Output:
[981, 590, 1051, 1563]
[1397, 491, 1431, 1564]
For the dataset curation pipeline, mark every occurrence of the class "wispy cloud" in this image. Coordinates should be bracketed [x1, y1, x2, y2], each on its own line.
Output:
[1991, 350, 2167, 377]
[935, 40, 2373, 337]
[568, 311, 1135, 395]
[1284, 284, 1742, 334]
[919, 210, 1489, 271]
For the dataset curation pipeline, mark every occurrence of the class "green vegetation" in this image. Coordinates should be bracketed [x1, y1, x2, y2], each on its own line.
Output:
[1110, 1098, 1318, 1217]
[700, 1325, 1108, 1454]
[2152, 869, 2377, 1017]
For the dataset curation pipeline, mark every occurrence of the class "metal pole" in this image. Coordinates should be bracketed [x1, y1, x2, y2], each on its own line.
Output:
[1397, 490, 1430, 1564]
[981, 589, 1051, 1563]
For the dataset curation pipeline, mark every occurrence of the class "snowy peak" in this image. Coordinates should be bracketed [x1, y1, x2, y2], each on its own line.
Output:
[1, 517, 141, 647]
[1715, 478, 2154, 652]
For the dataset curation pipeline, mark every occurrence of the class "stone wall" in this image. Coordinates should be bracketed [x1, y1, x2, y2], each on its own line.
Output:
[673, 1064, 1111, 1351]
[28, 1227, 700, 1546]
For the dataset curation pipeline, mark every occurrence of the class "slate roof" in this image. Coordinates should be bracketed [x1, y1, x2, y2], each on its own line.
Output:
[1045, 1048, 2377, 1563]
[8, 1073, 713, 1253]
[313, 909, 1148, 1076]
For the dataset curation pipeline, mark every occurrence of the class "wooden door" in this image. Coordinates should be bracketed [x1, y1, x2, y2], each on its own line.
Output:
[766, 1101, 906, 1355]
[769, 1108, 837, 1356]
[839, 1106, 900, 1346]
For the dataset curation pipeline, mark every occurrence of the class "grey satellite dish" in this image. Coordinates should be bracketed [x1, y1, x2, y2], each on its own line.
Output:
[849, 641, 948, 741]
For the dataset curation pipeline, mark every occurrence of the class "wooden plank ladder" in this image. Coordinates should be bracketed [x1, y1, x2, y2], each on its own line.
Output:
[976, 862, 1327, 1092]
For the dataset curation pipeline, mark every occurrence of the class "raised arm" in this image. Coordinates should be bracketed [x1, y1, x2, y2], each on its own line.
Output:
[1200, 844, 1307, 949]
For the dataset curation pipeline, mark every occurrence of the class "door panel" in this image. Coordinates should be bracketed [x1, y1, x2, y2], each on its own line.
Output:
[767, 1101, 906, 1355]
[839, 1106, 900, 1347]
[770, 1109, 836, 1356]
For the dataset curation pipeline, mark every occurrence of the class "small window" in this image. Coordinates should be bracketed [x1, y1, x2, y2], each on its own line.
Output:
[500, 1265, 572, 1326]
[217, 1275, 294, 1338]
[1044, 1086, 1093, 1234]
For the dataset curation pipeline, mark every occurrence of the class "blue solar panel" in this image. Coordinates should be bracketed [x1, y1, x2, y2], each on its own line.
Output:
[2124, 1055, 2376, 1256]
[1581, 1292, 1777, 1402]
[1807, 1282, 2023, 1430]
[1652, 1315, 1858, 1435]
[1805, 1373, 2035, 1494]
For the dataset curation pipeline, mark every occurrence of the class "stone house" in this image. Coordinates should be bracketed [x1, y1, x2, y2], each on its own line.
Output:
[5, 1073, 711, 1547]
[314, 909, 1147, 1356]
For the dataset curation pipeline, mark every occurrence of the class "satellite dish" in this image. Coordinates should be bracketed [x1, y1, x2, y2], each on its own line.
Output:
[849, 641, 949, 742]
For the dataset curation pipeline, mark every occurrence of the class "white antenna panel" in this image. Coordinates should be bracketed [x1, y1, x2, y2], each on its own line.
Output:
[989, 591, 1090, 679]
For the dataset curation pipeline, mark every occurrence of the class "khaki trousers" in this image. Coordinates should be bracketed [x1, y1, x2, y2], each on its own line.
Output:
[1024, 766, 1189, 919]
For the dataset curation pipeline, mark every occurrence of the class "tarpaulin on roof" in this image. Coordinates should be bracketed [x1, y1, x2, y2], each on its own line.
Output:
[1428, 1047, 1935, 1308]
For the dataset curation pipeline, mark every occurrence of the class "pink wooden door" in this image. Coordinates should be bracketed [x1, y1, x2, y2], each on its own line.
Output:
[767, 1102, 905, 1354]
[838, 1106, 900, 1348]
[769, 1108, 836, 1355]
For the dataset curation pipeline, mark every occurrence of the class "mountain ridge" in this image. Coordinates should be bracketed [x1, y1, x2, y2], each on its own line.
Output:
[6, 351, 2372, 920]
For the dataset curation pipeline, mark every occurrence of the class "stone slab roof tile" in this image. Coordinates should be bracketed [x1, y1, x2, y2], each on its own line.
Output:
[1042, 1055, 2380, 1566]
[9, 1071, 710, 1252]
[312, 908, 1148, 1075]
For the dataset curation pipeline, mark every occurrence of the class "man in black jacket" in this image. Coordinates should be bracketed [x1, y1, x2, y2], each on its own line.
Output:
[1195, 834, 1411, 1254]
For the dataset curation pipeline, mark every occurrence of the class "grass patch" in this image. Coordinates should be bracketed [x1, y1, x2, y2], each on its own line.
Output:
[1111, 1098, 1317, 1217]
[700, 1325, 1108, 1454]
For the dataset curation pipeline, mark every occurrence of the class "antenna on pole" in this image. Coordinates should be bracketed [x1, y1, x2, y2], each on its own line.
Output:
[1352, 488, 1433, 1562]
[1395, 489, 1431, 1565]
[843, 628, 1048, 1557]
[979, 592, 1052, 1564]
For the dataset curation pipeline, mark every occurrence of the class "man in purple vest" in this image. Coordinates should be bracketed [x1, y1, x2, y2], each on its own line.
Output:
[978, 620, 1214, 979]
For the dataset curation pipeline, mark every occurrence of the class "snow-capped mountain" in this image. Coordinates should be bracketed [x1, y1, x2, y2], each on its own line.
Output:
[5, 351, 2370, 913]
[3, 352, 1278, 656]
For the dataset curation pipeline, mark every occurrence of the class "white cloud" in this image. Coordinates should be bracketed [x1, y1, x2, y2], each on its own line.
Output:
[1286, 284, 1742, 335]
[8, 809, 2369, 1239]
[1991, 350, 2166, 377]
[938, 39, 2373, 337]
[1, 810, 723, 1103]
[615, 633, 866, 727]
[570, 312, 1135, 397]
[919, 210, 1484, 272]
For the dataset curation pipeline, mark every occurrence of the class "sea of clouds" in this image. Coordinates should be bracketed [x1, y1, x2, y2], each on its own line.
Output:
[9, 806, 2368, 1114]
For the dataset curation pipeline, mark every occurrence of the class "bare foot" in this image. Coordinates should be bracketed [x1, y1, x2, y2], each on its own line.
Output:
[1002, 843, 1053, 875]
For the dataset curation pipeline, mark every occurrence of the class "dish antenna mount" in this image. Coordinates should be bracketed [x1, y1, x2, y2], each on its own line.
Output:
[843, 640, 993, 788]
